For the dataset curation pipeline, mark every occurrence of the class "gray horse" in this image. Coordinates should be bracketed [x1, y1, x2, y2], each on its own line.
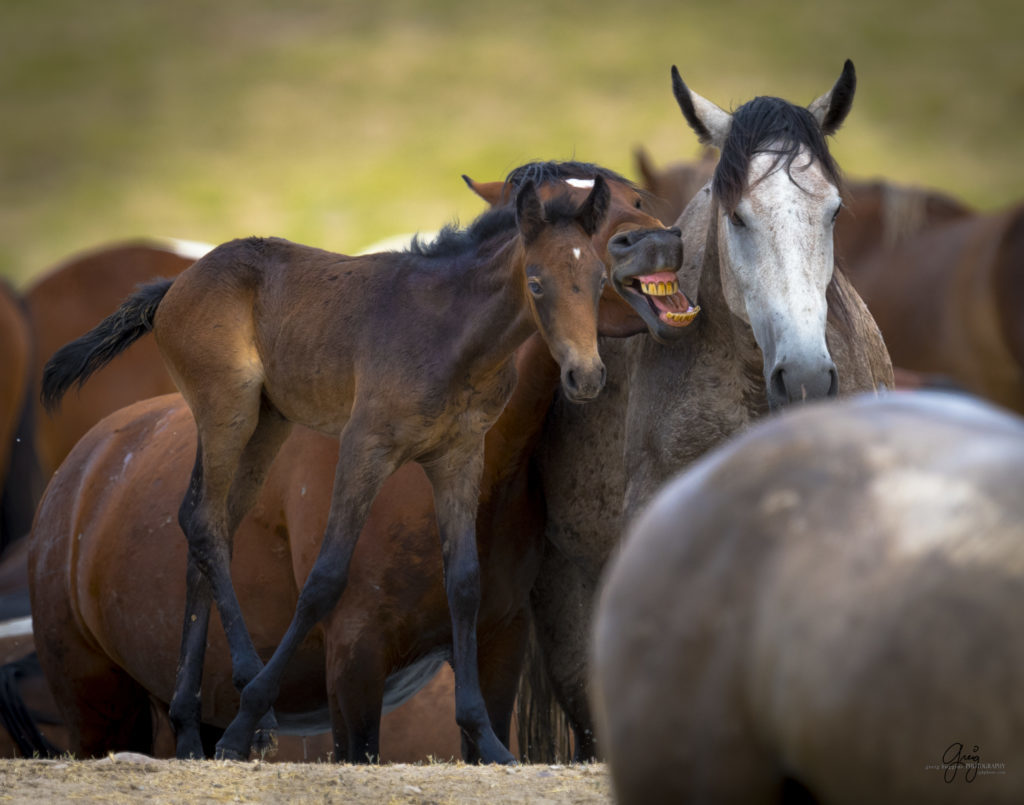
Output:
[526, 60, 894, 759]
[594, 391, 1024, 804]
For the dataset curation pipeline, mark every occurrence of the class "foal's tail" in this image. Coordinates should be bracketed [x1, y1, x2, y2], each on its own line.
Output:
[40, 279, 174, 412]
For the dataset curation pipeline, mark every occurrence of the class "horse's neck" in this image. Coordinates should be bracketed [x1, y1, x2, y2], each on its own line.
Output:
[454, 237, 537, 374]
[480, 332, 562, 490]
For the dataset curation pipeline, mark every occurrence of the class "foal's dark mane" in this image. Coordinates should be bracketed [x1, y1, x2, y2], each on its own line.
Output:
[411, 164, 615, 260]
[713, 96, 843, 216]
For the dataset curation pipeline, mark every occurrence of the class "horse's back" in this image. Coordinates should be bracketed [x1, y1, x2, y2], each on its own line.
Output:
[849, 204, 1024, 412]
[595, 392, 1024, 804]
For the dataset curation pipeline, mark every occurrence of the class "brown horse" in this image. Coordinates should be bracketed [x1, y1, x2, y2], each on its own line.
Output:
[31, 162, 690, 763]
[844, 200, 1024, 414]
[527, 61, 894, 760]
[23, 239, 203, 480]
[594, 391, 1024, 804]
[0, 280, 34, 555]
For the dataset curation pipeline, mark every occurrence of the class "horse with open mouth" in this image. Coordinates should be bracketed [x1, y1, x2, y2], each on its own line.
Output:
[527, 60, 894, 760]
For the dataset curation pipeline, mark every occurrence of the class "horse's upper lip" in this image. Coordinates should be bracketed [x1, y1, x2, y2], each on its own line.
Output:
[614, 269, 699, 328]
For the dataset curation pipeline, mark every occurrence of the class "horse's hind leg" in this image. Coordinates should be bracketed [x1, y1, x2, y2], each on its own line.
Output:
[424, 446, 516, 765]
[169, 400, 292, 758]
[216, 415, 403, 760]
[462, 609, 529, 763]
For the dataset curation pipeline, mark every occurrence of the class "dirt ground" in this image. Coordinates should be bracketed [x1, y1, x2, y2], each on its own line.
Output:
[0, 755, 611, 804]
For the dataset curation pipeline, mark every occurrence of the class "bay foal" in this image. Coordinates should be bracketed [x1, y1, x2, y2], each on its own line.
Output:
[42, 177, 610, 763]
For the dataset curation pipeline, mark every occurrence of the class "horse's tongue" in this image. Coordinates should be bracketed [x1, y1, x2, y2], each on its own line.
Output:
[650, 291, 692, 313]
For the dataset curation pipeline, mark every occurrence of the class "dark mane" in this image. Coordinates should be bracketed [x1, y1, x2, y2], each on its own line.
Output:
[408, 181, 596, 260]
[714, 96, 842, 214]
[409, 205, 518, 259]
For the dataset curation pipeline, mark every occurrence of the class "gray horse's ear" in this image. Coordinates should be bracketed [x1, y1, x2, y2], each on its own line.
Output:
[671, 66, 731, 149]
[808, 59, 856, 136]
[515, 180, 546, 243]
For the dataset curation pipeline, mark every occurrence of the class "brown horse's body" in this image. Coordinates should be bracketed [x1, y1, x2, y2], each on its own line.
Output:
[845, 201, 1024, 414]
[36, 163, 688, 763]
[29, 392, 522, 761]
[0, 281, 33, 555]
[526, 63, 894, 760]
[24, 239, 201, 479]
[594, 392, 1024, 805]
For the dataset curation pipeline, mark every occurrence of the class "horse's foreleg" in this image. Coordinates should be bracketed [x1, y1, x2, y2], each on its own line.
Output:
[426, 448, 516, 765]
[214, 423, 401, 761]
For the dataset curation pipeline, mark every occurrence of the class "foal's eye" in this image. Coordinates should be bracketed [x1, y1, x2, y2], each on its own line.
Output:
[831, 205, 842, 225]
[729, 211, 746, 228]
[634, 198, 643, 209]
[527, 278, 543, 297]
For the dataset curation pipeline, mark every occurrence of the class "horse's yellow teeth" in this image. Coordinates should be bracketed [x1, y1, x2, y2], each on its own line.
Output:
[640, 279, 680, 297]
[665, 307, 699, 325]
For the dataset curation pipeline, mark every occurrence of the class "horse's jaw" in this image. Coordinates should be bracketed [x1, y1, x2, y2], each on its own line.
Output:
[607, 227, 699, 343]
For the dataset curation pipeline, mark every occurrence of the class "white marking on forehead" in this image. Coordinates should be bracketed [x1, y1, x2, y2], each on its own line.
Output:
[573, 248, 581, 260]
[157, 237, 215, 261]
[566, 178, 595, 189]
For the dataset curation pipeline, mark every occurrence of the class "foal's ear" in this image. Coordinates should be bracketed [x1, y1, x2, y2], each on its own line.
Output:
[515, 180, 546, 243]
[576, 174, 610, 238]
[462, 175, 512, 207]
[808, 59, 856, 136]
[671, 66, 731, 150]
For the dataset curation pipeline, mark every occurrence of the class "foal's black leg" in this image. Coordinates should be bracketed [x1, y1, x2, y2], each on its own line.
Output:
[170, 409, 292, 758]
[424, 446, 516, 765]
[215, 421, 402, 761]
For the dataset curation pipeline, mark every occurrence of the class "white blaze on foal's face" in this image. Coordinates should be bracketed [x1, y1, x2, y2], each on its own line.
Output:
[717, 146, 841, 354]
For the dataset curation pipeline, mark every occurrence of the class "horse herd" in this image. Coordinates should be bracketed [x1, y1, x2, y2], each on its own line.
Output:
[1, 60, 1022, 802]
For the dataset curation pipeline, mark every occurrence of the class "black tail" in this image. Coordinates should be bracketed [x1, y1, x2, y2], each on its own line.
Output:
[0, 653, 63, 758]
[40, 279, 174, 412]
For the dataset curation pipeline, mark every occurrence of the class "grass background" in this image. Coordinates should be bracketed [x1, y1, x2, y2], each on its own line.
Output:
[2, 0, 1021, 285]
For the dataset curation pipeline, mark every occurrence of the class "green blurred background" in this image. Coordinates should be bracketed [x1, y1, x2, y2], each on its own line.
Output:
[3, 0, 1021, 285]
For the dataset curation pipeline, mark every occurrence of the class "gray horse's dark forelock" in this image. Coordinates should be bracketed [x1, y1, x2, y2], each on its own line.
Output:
[713, 96, 843, 215]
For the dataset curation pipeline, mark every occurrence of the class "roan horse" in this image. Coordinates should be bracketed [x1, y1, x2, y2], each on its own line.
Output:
[594, 391, 1024, 805]
[527, 60, 894, 759]
[31, 162, 692, 762]
[634, 147, 973, 270]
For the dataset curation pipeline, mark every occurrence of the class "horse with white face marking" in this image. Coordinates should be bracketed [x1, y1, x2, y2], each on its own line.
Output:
[526, 62, 893, 760]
